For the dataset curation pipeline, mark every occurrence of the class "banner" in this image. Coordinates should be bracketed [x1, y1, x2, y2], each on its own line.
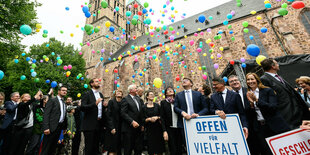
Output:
[266, 128, 310, 155]
[183, 114, 250, 155]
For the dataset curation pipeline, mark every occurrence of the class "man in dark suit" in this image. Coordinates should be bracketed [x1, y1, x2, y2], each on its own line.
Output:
[174, 77, 208, 128]
[80, 78, 105, 155]
[210, 77, 248, 138]
[2, 92, 20, 155]
[260, 58, 310, 129]
[41, 86, 68, 155]
[121, 84, 144, 155]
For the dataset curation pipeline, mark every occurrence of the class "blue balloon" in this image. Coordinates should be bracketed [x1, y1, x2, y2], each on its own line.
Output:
[171, 6, 174, 10]
[84, 84, 88, 88]
[181, 24, 184, 28]
[249, 35, 254, 40]
[81, 77, 84, 80]
[20, 25, 32, 35]
[14, 59, 19, 64]
[21, 53, 26, 56]
[198, 15, 206, 23]
[142, 8, 147, 14]
[82, 6, 89, 13]
[229, 30, 234, 34]
[51, 81, 57, 88]
[26, 57, 31, 61]
[246, 44, 260, 57]
[260, 27, 268, 33]
[241, 63, 247, 68]
[100, 57, 104, 61]
[85, 11, 91, 18]
[31, 72, 37, 77]
[0, 70, 4, 80]
[45, 79, 50, 84]
[227, 14, 233, 19]
[109, 26, 115, 32]
[132, 75, 135, 78]
[223, 20, 229, 25]
[182, 45, 186, 50]
[265, 3, 271, 8]
[51, 52, 55, 56]
[43, 30, 48, 34]
[32, 59, 37, 63]
[65, 7, 69, 11]
[223, 77, 228, 83]
[287, 0, 294, 2]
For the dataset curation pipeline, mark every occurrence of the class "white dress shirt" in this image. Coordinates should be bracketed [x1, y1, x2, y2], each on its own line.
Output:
[92, 89, 102, 119]
[24, 105, 34, 128]
[184, 89, 193, 114]
[221, 88, 228, 103]
[12, 101, 18, 120]
[129, 94, 140, 111]
[251, 88, 265, 121]
[57, 96, 65, 123]
[235, 88, 245, 108]
[170, 104, 178, 128]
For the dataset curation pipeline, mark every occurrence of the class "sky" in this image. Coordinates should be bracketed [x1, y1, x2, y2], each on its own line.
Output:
[21, 0, 231, 52]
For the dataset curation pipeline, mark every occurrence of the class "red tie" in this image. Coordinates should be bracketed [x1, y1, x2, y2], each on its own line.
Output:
[275, 75, 284, 84]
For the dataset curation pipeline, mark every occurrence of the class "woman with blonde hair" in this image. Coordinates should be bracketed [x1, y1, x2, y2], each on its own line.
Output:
[296, 76, 310, 108]
[245, 73, 290, 155]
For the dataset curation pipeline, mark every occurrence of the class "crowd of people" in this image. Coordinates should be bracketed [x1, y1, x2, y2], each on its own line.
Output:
[0, 57, 309, 155]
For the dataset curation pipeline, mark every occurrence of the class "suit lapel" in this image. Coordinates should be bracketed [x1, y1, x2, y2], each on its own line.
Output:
[128, 95, 139, 111]
[89, 90, 97, 103]
[224, 90, 232, 108]
[265, 73, 291, 94]
[181, 91, 188, 112]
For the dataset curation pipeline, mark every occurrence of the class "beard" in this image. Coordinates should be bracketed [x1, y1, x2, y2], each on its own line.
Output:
[94, 85, 100, 89]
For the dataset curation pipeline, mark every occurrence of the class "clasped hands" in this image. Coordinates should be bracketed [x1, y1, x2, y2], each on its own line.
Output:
[182, 111, 199, 120]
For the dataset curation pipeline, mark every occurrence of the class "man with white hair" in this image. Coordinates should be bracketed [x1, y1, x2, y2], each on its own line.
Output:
[121, 84, 144, 155]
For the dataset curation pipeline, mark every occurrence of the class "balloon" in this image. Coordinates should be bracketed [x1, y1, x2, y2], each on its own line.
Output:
[214, 63, 219, 69]
[256, 55, 266, 66]
[242, 21, 249, 28]
[144, 18, 151, 25]
[57, 59, 63, 65]
[131, 18, 137, 25]
[94, 27, 100, 33]
[77, 93, 81, 98]
[202, 74, 207, 80]
[14, 59, 19, 64]
[292, 1, 305, 9]
[260, 27, 267, 33]
[134, 3, 138, 8]
[68, 65, 72, 70]
[176, 76, 180, 81]
[114, 69, 118, 73]
[101, 0, 108, 8]
[0, 70, 4, 80]
[105, 21, 111, 27]
[36, 24, 42, 29]
[223, 77, 228, 83]
[189, 40, 194, 46]
[240, 58, 246, 63]
[66, 71, 71, 77]
[144, 2, 149, 8]
[34, 78, 40, 83]
[63, 66, 68, 70]
[247, 44, 260, 57]
[45, 79, 50, 83]
[43, 30, 48, 34]
[51, 81, 57, 88]
[227, 14, 233, 19]
[20, 75, 26, 80]
[20, 25, 32, 35]
[281, 3, 288, 8]
[230, 60, 235, 65]
[278, 8, 288, 16]
[126, 11, 132, 17]
[82, 6, 89, 13]
[65, 7, 69, 11]
[153, 78, 163, 88]
[265, 3, 271, 8]
[31, 72, 37, 77]
[109, 26, 115, 32]
[241, 63, 247, 68]
[244, 28, 249, 33]
[198, 15, 206, 23]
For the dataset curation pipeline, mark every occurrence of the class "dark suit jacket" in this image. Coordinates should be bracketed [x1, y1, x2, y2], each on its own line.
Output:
[105, 98, 122, 132]
[1, 101, 18, 129]
[160, 100, 173, 132]
[121, 95, 144, 133]
[174, 90, 208, 128]
[248, 88, 291, 133]
[210, 89, 248, 128]
[42, 97, 67, 132]
[80, 90, 104, 131]
[261, 73, 310, 128]
[16, 98, 37, 124]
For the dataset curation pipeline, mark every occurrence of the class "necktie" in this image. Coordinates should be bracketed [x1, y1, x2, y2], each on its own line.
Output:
[275, 75, 284, 84]
[218, 92, 225, 107]
[186, 90, 194, 115]
[133, 96, 140, 111]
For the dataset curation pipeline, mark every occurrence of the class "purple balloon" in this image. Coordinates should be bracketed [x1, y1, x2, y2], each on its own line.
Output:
[231, 10, 236, 16]
[240, 58, 246, 63]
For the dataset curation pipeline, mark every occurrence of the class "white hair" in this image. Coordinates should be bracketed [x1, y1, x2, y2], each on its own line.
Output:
[128, 84, 136, 93]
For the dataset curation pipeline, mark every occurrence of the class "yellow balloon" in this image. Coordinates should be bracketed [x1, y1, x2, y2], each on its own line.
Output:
[206, 39, 211, 44]
[198, 67, 202, 70]
[165, 46, 170, 51]
[45, 58, 49, 62]
[127, 51, 131, 54]
[105, 69, 109, 72]
[256, 16, 262, 20]
[219, 47, 224, 51]
[171, 14, 175, 18]
[192, 72, 195, 75]
[36, 29, 40, 32]
[118, 56, 122, 60]
[184, 35, 187, 38]
[175, 10, 178, 13]
[264, 0, 269, 4]
[256, 55, 266, 66]
[153, 78, 163, 88]
[66, 71, 71, 76]
[76, 25, 79, 28]
[105, 21, 111, 28]
[77, 93, 81, 98]
[176, 32, 179, 35]
[250, 10, 257, 15]
[36, 24, 42, 29]
[210, 55, 214, 59]
[198, 28, 201, 31]
[70, 33, 74, 37]
[150, 26, 154, 29]
[155, 58, 158, 61]
[134, 47, 138, 50]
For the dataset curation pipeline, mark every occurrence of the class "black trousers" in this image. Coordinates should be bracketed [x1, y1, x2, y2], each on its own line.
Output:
[123, 128, 143, 155]
[2, 124, 14, 155]
[71, 131, 81, 155]
[9, 126, 33, 155]
[40, 125, 62, 155]
[83, 130, 101, 155]
[26, 133, 42, 155]
[167, 127, 183, 155]
[250, 123, 276, 155]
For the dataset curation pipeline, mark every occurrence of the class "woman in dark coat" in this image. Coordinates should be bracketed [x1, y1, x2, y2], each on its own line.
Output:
[246, 73, 291, 155]
[160, 86, 183, 155]
[143, 91, 165, 155]
[104, 89, 123, 155]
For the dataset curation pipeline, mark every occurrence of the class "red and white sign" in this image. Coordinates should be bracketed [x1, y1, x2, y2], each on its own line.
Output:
[266, 129, 310, 155]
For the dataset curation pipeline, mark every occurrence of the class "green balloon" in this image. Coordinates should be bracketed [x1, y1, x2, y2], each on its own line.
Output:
[42, 34, 47, 38]
[236, 0, 241, 2]
[78, 73, 82, 77]
[231, 37, 235, 41]
[113, 58, 116, 61]
[228, 25, 232, 29]
[32, 64, 36, 68]
[218, 35, 222, 39]
[84, 24, 92, 32]
[145, 32, 149, 35]
[144, 2, 149, 8]
[202, 66, 207, 70]
[278, 8, 288, 16]
[101, 1, 108, 8]
[94, 27, 100, 33]
[237, 2, 241, 7]
[88, 4, 92, 8]
[169, 26, 173, 31]
[60, 30, 64, 34]
[242, 21, 249, 28]
[87, 30, 92, 35]
[131, 18, 137, 25]
[58, 59, 63, 64]
[243, 28, 249, 33]
[156, 27, 160, 32]
[281, 3, 288, 8]
[34, 78, 40, 83]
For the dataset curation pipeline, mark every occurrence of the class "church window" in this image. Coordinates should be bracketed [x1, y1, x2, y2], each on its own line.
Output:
[243, 27, 268, 57]
[301, 9, 310, 34]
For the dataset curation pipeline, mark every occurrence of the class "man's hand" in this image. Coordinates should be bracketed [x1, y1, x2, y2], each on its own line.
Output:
[191, 113, 199, 118]
[131, 121, 140, 128]
[34, 90, 41, 100]
[48, 88, 53, 95]
[96, 98, 103, 105]
[111, 129, 116, 135]
[243, 127, 248, 139]
[182, 111, 191, 120]
[300, 120, 310, 132]
[0, 109, 6, 116]
[163, 131, 168, 141]
[44, 129, 50, 135]
[216, 110, 226, 119]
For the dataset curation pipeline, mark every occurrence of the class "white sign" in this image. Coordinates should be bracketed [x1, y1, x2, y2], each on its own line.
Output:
[183, 114, 250, 155]
[266, 129, 310, 155]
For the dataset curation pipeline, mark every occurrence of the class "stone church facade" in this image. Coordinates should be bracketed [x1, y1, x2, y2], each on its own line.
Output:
[82, 0, 310, 98]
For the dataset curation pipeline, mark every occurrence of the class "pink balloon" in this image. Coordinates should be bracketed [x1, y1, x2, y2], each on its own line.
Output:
[79, 52, 82, 55]
[196, 48, 202, 53]
[114, 80, 118, 84]
[189, 40, 195, 46]
[134, 58, 138, 62]
[68, 65, 72, 70]
[200, 32, 204, 35]
[86, 42, 90, 46]
[63, 66, 68, 70]
[214, 63, 219, 69]
[170, 62, 174, 65]
[202, 74, 207, 80]
[194, 33, 198, 36]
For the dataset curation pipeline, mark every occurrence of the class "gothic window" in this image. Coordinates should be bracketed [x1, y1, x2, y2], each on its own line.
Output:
[243, 27, 268, 57]
[197, 40, 216, 87]
[160, 52, 173, 89]
[301, 9, 310, 34]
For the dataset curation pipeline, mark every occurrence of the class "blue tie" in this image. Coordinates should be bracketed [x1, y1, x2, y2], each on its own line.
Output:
[186, 90, 194, 115]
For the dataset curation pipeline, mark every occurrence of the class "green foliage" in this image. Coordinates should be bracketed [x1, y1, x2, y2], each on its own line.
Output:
[3, 38, 87, 100]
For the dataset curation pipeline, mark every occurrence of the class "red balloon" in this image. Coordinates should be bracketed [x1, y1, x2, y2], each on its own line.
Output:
[114, 69, 118, 73]
[166, 71, 169, 74]
[138, 11, 142, 16]
[140, 47, 145, 52]
[176, 76, 180, 81]
[292, 1, 305, 9]
[164, 30, 168, 34]
[230, 60, 235, 65]
[134, 3, 139, 8]
[209, 42, 214, 47]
